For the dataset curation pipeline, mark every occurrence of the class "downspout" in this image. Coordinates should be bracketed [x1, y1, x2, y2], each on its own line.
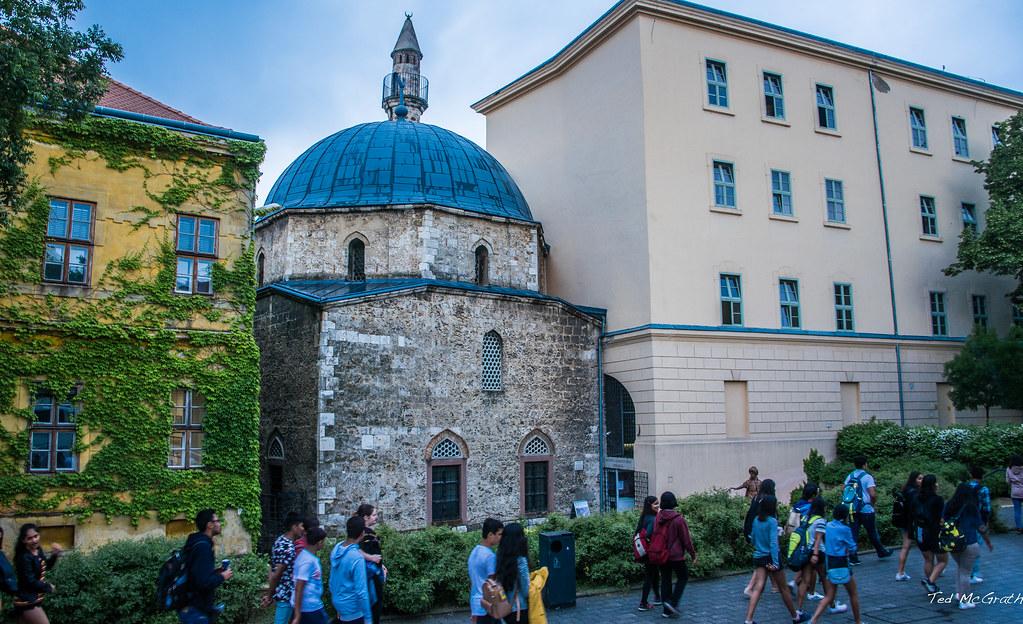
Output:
[867, 69, 907, 426]
[597, 317, 607, 512]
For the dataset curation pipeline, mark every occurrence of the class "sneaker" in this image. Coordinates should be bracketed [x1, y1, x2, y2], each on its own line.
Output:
[793, 610, 809, 624]
[959, 601, 976, 610]
[895, 572, 911, 581]
[664, 601, 680, 615]
[660, 613, 679, 620]
[970, 574, 983, 584]
[922, 579, 938, 593]
[827, 603, 848, 615]
[877, 549, 893, 559]
[651, 599, 663, 605]
[849, 558, 861, 566]
[638, 603, 652, 611]
[806, 592, 825, 601]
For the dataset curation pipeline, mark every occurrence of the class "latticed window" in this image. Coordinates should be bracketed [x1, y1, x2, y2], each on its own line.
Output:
[348, 239, 366, 281]
[522, 436, 551, 456]
[169, 389, 204, 468]
[481, 331, 503, 391]
[604, 375, 636, 458]
[29, 389, 79, 473]
[432, 438, 462, 459]
[474, 246, 489, 285]
[524, 461, 549, 514]
[267, 435, 284, 462]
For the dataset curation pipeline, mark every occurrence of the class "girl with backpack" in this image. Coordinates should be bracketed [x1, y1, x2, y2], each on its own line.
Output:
[650, 491, 696, 619]
[745, 495, 808, 624]
[914, 474, 947, 594]
[801, 498, 847, 618]
[893, 471, 921, 582]
[808, 505, 860, 624]
[943, 483, 992, 610]
[635, 495, 662, 611]
[13, 523, 63, 624]
[743, 479, 780, 598]
[495, 522, 530, 624]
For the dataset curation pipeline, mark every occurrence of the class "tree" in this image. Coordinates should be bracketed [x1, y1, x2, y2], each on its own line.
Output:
[0, 0, 122, 221]
[945, 111, 1023, 303]
[944, 328, 1008, 425]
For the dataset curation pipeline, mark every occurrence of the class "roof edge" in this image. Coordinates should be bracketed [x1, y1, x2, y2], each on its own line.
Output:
[472, 0, 1023, 114]
[91, 106, 262, 142]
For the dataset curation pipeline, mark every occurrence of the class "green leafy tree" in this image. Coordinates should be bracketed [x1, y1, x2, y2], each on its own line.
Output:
[944, 328, 1007, 425]
[0, 0, 122, 219]
[945, 111, 1023, 302]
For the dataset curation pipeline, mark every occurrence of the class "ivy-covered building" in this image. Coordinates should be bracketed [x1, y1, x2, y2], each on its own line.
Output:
[0, 80, 265, 552]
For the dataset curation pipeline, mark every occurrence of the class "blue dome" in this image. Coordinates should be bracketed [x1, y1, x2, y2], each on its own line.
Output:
[266, 121, 533, 221]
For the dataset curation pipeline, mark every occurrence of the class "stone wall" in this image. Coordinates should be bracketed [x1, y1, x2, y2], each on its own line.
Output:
[314, 288, 600, 530]
[255, 206, 540, 290]
[255, 294, 322, 528]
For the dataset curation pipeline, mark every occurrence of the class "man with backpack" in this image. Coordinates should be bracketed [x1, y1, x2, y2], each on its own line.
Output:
[843, 456, 892, 564]
[179, 509, 233, 623]
[965, 466, 992, 584]
[649, 491, 697, 620]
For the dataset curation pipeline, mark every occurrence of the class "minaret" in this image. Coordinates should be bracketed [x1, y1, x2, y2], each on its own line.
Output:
[382, 14, 428, 122]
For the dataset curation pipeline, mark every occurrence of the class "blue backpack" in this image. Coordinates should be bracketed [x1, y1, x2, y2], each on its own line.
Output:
[841, 470, 867, 516]
[0, 552, 17, 595]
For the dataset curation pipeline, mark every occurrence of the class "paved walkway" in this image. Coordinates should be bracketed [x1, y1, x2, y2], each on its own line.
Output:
[411, 505, 1023, 624]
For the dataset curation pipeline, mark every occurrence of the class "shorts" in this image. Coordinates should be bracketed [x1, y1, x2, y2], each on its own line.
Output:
[916, 528, 939, 552]
[753, 555, 774, 568]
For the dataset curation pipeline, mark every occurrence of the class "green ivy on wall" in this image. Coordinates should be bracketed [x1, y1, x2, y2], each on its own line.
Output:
[0, 115, 266, 536]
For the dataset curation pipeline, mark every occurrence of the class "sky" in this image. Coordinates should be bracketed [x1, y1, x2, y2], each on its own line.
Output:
[77, 0, 1023, 205]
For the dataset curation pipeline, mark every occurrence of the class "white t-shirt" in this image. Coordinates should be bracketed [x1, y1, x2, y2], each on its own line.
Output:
[291, 548, 324, 612]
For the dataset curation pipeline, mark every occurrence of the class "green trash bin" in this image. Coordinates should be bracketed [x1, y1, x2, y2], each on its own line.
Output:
[539, 530, 576, 608]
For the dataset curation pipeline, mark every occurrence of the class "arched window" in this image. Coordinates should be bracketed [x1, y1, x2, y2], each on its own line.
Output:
[474, 245, 489, 285]
[266, 434, 284, 462]
[348, 239, 365, 281]
[266, 432, 285, 494]
[426, 432, 467, 525]
[257, 251, 265, 286]
[519, 431, 554, 516]
[604, 375, 636, 458]
[481, 331, 503, 391]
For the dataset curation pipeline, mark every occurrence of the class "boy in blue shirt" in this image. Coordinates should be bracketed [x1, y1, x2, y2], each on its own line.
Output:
[329, 516, 373, 624]
[468, 518, 504, 623]
[809, 505, 861, 624]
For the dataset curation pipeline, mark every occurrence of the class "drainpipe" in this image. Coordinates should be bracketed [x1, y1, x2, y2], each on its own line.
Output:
[868, 69, 907, 426]
[597, 317, 607, 513]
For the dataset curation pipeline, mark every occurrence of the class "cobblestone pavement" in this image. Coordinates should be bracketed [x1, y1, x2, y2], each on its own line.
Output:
[409, 504, 1023, 624]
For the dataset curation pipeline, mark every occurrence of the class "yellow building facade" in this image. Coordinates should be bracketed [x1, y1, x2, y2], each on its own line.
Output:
[0, 95, 264, 553]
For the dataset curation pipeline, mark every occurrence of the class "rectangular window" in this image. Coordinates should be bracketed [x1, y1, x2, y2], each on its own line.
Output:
[524, 461, 549, 514]
[952, 117, 969, 157]
[961, 203, 977, 232]
[175, 215, 218, 294]
[920, 196, 938, 237]
[29, 390, 78, 473]
[713, 161, 736, 208]
[169, 389, 204, 468]
[910, 107, 928, 149]
[430, 464, 460, 523]
[834, 283, 854, 331]
[825, 179, 845, 223]
[43, 198, 94, 285]
[770, 170, 792, 216]
[720, 273, 742, 325]
[779, 279, 800, 328]
[706, 60, 728, 107]
[930, 291, 948, 336]
[763, 72, 784, 119]
[1013, 304, 1023, 328]
[816, 84, 836, 129]
[971, 295, 988, 328]
[992, 125, 1002, 147]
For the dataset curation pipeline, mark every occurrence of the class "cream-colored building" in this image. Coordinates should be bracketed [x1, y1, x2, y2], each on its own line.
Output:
[473, 0, 1023, 505]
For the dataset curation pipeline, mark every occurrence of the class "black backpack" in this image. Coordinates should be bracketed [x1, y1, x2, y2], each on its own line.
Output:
[155, 547, 191, 611]
[0, 552, 17, 595]
[891, 489, 907, 528]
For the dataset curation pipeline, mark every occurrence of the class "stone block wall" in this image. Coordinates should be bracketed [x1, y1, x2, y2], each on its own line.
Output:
[254, 207, 540, 290]
[314, 288, 600, 530]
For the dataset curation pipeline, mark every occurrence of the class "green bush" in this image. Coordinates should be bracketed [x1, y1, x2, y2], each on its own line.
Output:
[836, 421, 1023, 472]
[38, 537, 266, 624]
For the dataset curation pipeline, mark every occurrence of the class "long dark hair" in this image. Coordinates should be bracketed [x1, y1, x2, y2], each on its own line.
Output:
[757, 495, 778, 521]
[496, 522, 528, 593]
[809, 497, 826, 518]
[14, 523, 39, 560]
[945, 483, 978, 518]
[759, 479, 776, 498]
[800, 482, 819, 501]
[919, 474, 937, 498]
[636, 495, 658, 533]
[903, 471, 921, 494]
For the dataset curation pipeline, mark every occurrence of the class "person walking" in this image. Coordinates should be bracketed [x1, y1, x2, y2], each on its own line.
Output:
[786, 483, 821, 601]
[1006, 455, 1023, 534]
[179, 509, 233, 624]
[893, 471, 922, 581]
[291, 526, 329, 624]
[261, 511, 305, 624]
[801, 498, 847, 617]
[913, 474, 947, 594]
[731, 466, 762, 499]
[744, 495, 808, 624]
[964, 466, 991, 584]
[844, 456, 892, 564]
[495, 522, 530, 624]
[329, 517, 373, 624]
[743, 479, 777, 597]
[12, 523, 63, 624]
[635, 495, 662, 611]
[355, 504, 386, 624]
[468, 518, 504, 623]
[943, 483, 992, 610]
[654, 491, 697, 619]
[808, 505, 861, 624]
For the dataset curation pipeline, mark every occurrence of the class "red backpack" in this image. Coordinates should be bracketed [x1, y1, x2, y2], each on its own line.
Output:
[646, 515, 671, 566]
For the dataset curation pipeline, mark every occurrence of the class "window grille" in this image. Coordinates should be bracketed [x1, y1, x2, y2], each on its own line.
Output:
[481, 331, 503, 391]
[523, 436, 551, 456]
[348, 239, 366, 281]
[432, 438, 462, 459]
[524, 461, 549, 514]
[267, 435, 284, 461]
[604, 375, 636, 458]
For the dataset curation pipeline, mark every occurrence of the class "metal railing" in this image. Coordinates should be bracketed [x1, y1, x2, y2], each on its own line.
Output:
[382, 71, 429, 106]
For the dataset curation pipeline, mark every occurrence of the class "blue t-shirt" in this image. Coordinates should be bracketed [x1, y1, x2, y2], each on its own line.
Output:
[468, 544, 496, 616]
[751, 516, 780, 566]
[823, 520, 858, 557]
[291, 549, 324, 612]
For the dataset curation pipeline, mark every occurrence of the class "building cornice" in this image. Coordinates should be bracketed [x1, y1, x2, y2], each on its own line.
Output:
[253, 202, 541, 231]
[472, 0, 1023, 114]
[604, 323, 967, 349]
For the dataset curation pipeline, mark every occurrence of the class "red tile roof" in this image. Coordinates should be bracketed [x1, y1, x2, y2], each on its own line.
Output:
[99, 78, 207, 126]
